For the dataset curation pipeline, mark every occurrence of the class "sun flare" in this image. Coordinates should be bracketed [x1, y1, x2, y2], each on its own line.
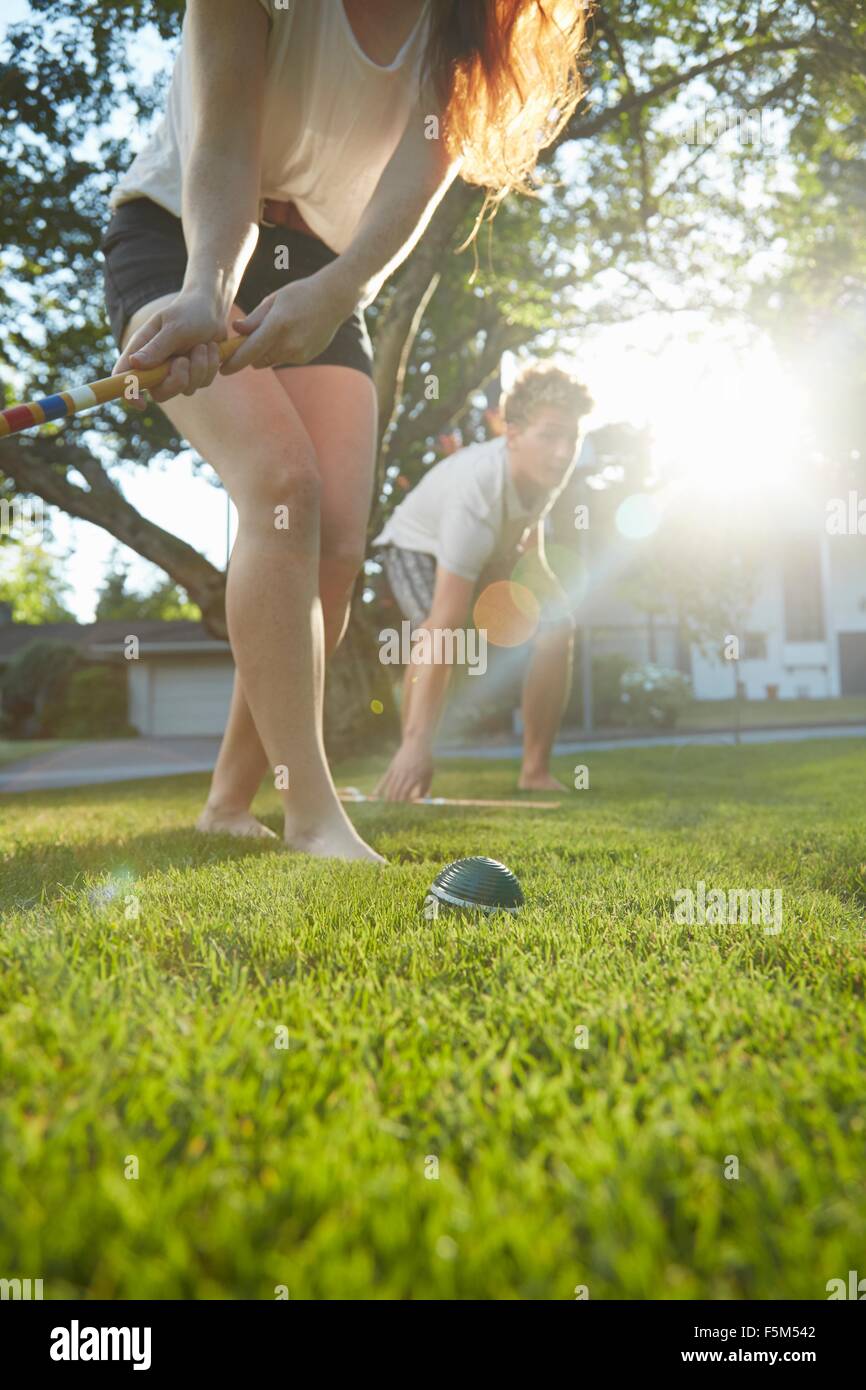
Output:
[649, 339, 808, 500]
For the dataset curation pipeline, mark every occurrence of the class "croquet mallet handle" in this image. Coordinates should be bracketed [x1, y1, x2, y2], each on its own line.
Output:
[123, 335, 244, 394]
[0, 336, 245, 438]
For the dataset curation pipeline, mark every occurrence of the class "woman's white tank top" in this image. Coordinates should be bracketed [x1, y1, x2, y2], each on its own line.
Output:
[109, 0, 433, 254]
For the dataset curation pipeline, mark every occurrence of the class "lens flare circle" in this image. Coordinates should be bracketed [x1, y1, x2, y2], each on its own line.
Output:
[473, 580, 540, 647]
[615, 492, 662, 539]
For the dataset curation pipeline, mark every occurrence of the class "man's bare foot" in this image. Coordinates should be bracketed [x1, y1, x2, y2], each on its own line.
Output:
[517, 770, 568, 792]
[196, 805, 278, 839]
[284, 814, 386, 864]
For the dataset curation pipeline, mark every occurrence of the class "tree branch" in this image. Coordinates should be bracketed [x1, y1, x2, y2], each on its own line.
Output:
[563, 35, 829, 143]
[373, 180, 480, 452]
[384, 319, 526, 463]
[0, 436, 228, 636]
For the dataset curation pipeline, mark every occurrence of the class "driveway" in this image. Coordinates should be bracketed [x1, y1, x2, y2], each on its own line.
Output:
[0, 724, 863, 794]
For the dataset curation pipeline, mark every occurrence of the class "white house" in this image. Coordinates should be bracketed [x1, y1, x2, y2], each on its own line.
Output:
[689, 499, 866, 700]
[561, 441, 866, 705]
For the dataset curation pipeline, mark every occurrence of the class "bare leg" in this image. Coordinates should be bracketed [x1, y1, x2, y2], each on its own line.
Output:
[198, 675, 274, 837]
[121, 297, 383, 862]
[518, 623, 575, 791]
[198, 364, 378, 826]
[285, 365, 377, 656]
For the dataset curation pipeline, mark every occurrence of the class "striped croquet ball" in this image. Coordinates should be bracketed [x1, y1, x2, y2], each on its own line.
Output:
[423, 856, 524, 918]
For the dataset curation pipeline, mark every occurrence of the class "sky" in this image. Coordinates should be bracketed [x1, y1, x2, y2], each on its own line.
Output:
[2, 3, 807, 621]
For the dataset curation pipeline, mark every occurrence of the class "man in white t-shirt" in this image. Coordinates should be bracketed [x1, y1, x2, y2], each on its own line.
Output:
[371, 364, 593, 800]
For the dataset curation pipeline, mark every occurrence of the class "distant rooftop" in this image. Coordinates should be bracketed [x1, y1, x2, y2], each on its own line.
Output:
[0, 618, 228, 663]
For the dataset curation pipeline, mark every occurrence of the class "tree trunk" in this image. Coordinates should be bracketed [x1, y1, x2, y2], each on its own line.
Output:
[323, 593, 399, 760]
[373, 180, 480, 456]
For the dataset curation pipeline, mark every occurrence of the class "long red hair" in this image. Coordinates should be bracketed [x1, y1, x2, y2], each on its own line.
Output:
[425, 0, 593, 203]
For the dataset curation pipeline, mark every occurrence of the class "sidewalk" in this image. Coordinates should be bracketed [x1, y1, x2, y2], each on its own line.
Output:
[0, 723, 863, 794]
[437, 723, 866, 759]
[0, 737, 221, 794]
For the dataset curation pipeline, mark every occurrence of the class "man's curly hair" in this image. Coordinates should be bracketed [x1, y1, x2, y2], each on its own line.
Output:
[502, 363, 594, 428]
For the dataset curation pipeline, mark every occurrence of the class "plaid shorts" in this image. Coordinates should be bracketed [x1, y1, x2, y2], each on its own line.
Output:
[376, 545, 437, 625]
[377, 543, 575, 634]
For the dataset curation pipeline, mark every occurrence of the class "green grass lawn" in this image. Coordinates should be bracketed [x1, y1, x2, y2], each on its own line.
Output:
[1, 740, 864, 1299]
[676, 697, 866, 730]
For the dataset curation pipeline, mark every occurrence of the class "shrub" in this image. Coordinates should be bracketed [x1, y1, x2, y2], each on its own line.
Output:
[48, 665, 137, 738]
[0, 639, 80, 737]
[620, 665, 692, 729]
[591, 652, 637, 725]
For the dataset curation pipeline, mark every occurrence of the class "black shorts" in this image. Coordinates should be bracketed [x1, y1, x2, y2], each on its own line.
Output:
[100, 196, 374, 377]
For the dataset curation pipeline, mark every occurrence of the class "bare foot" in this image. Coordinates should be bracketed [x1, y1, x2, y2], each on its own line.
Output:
[196, 806, 278, 839]
[284, 814, 386, 864]
[517, 770, 568, 792]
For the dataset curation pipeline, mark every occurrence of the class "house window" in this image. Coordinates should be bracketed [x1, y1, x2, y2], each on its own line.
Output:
[743, 631, 767, 660]
[782, 537, 825, 641]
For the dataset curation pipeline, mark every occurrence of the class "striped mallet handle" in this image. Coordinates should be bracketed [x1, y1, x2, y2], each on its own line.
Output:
[0, 336, 245, 439]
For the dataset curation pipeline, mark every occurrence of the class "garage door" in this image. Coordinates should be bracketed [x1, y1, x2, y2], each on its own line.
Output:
[150, 659, 235, 736]
[839, 633, 866, 696]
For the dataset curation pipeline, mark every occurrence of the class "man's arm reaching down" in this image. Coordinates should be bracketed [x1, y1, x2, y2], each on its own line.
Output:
[375, 566, 476, 802]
